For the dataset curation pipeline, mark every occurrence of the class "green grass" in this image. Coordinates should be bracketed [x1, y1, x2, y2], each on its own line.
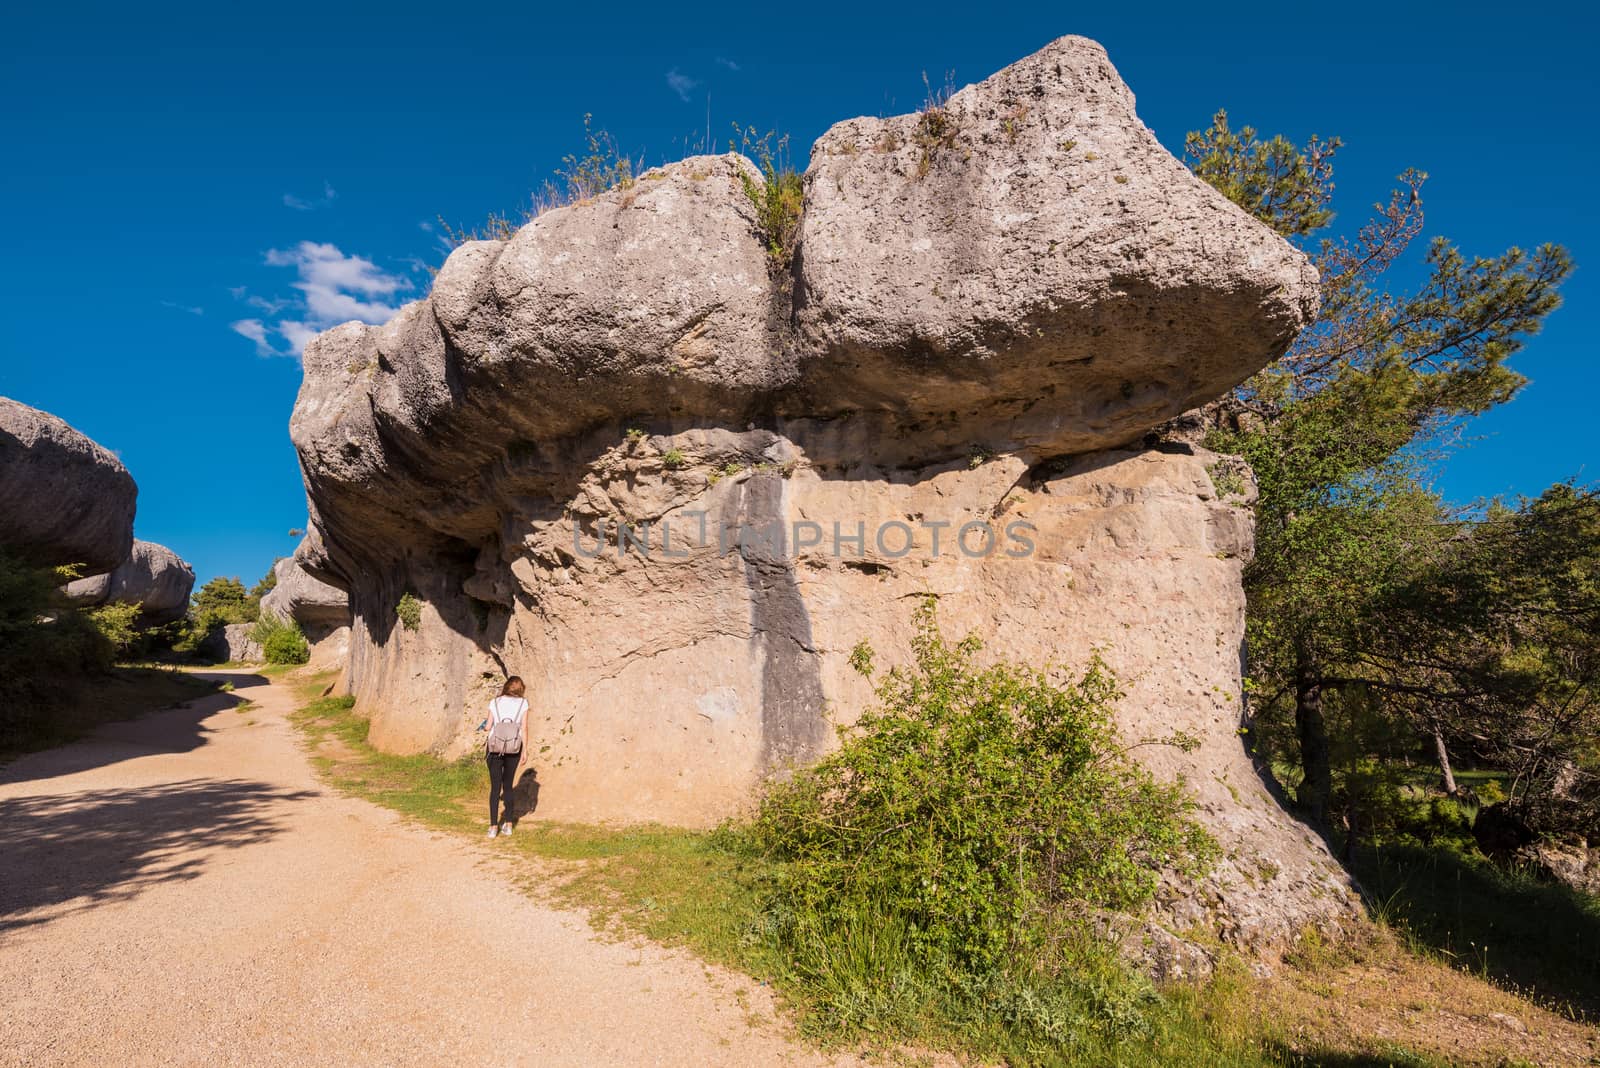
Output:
[255, 662, 301, 678]
[0, 665, 219, 763]
[287, 680, 1455, 1067]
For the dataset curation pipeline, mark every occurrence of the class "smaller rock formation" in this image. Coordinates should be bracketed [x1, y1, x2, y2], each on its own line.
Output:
[63, 539, 196, 625]
[1518, 838, 1600, 897]
[260, 553, 348, 628]
[0, 396, 137, 575]
[201, 623, 262, 664]
[260, 551, 351, 668]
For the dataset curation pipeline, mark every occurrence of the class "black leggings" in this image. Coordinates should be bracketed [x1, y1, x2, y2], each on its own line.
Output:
[487, 751, 521, 825]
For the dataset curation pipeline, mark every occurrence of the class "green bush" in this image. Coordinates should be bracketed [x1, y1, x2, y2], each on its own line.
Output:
[739, 599, 1215, 1043]
[396, 592, 422, 632]
[732, 126, 804, 266]
[1, 552, 117, 748]
[251, 613, 309, 665]
[86, 601, 143, 656]
[0, 551, 66, 640]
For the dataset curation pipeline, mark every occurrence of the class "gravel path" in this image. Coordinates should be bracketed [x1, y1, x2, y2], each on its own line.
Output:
[0, 672, 845, 1067]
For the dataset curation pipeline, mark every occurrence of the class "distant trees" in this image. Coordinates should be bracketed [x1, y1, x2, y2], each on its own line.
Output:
[179, 564, 280, 653]
[1366, 485, 1600, 835]
[1186, 110, 1592, 841]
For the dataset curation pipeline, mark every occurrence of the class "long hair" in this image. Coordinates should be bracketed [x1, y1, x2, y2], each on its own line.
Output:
[500, 676, 526, 698]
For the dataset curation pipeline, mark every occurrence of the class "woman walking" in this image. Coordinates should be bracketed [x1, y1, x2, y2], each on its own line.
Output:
[485, 676, 529, 838]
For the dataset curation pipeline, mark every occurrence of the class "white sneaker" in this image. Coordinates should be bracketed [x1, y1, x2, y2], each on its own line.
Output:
[486, 826, 499, 839]
[500, 822, 513, 837]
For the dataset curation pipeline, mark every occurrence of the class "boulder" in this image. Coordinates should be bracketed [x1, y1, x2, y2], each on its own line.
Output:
[796, 35, 1317, 456]
[0, 396, 136, 575]
[200, 623, 262, 664]
[1517, 838, 1600, 897]
[287, 36, 1356, 951]
[63, 539, 196, 625]
[260, 552, 349, 629]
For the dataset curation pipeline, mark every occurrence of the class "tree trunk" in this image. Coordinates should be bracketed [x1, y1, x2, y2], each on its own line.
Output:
[1432, 724, 1459, 796]
[1295, 669, 1332, 825]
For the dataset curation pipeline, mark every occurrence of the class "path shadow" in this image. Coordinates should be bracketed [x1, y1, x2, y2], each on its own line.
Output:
[1262, 1042, 1436, 1066]
[0, 673, 269, 786]
[0, 776, 314, 931]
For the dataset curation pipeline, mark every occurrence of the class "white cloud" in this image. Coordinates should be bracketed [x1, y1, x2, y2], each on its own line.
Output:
[230, 241, 409, 358]
[276, 321, 323, 355]
[161, 300, 204, 316]
[716, 56, 740, 71]
[284, 180, 338, 211]
[666, 68, 699, 102]
[230, 318, 278, 357]
[245, 294, 290, 315]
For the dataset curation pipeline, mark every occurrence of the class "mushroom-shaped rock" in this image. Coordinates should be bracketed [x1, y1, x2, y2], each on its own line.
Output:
[63, 539, 196, 626]
[0, 397, 137, 575]
[260, 553, 349, 629]
[289, 41, 1315, 571]
[283, 36, 1357, 952]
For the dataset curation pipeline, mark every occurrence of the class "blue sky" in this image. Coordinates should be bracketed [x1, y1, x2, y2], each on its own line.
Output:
[2, 1, 1594, 588]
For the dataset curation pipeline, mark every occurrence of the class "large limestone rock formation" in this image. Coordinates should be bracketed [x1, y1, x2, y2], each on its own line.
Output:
[288, 36, 1358, 950]
[0, 396, 137, 575]
[260, 552, 351, 669]
[63, 539, 196, 626]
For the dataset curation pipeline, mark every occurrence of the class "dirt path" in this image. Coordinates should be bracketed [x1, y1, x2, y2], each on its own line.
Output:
[0, 672, 844, 1067]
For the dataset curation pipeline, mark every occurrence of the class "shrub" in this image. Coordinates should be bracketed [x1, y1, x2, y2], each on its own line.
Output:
[0, 551, 62, 641]
[913, 71, 961, 179]
[740, 598, 1214, 1041]
[396, 592, 422, 632]
[87, 601, 143, 656]
[1, 552, 117, 747]
[732, 126, 805, 266]
[251, 613, 310, 665]
[559, 113, 635, 201]
[264, 625, 309, 665]
[438, 114, 636, 248]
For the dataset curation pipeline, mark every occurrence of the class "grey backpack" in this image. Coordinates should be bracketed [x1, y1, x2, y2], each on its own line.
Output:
[487, 699, 525, 755]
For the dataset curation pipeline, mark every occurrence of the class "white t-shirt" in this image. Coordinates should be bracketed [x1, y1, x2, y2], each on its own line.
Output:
[488, 695, 528, 724]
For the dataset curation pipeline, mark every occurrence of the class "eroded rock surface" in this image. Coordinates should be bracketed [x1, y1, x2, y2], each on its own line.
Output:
[261, 553, 348, 629]
[201, 623, 262, 664]
[0, 397, 137, 575]
[287, 36, 1355, 950]
[63, 539, 196, 625]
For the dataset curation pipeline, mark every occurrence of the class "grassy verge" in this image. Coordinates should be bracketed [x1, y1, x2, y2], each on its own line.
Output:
[1353, 842, 1600, 1019]
[288, 676, 1591, 1067]
[0, 665, 218, 763]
